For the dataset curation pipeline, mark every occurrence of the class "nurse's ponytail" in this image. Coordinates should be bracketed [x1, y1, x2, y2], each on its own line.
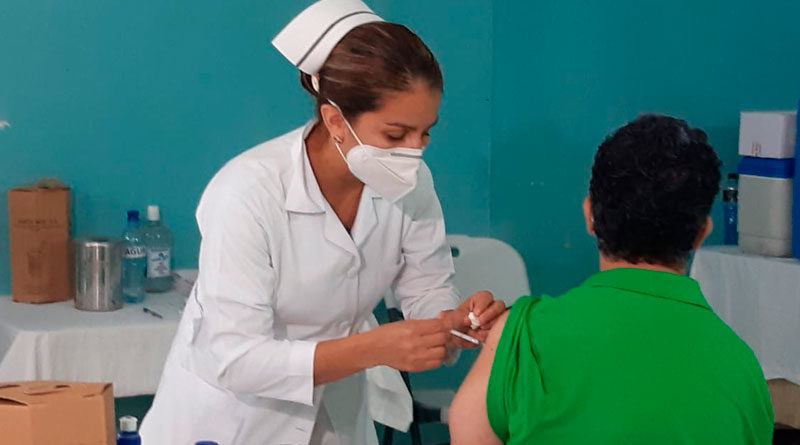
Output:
[299, 22, 443, 120]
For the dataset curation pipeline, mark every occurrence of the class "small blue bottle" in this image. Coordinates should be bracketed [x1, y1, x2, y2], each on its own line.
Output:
[122, 210, 147, 303]
[117, 416, 141, 445]
[722, 173, 739, 245]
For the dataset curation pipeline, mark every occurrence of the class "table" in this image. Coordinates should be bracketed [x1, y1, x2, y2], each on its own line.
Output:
[0, 292, 183, 397]
[690, 245, 800, 428]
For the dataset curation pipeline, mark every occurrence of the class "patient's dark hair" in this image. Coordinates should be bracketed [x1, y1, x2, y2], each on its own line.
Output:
[589, 114, 721, 268]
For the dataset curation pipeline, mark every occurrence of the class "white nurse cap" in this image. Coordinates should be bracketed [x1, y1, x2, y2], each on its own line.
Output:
[272, 0, 384, 75]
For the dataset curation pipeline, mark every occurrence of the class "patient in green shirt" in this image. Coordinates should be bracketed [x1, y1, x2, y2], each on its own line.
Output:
[450, 114, 774, 444]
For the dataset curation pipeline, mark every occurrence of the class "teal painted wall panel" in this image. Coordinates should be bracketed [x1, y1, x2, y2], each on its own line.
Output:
[491, 0, 800, 295]
[0, 0, 492, 293]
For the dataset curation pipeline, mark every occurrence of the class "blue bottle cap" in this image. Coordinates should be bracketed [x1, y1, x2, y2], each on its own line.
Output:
[195, 442, 219, 445]
[127, 210, 140, 222]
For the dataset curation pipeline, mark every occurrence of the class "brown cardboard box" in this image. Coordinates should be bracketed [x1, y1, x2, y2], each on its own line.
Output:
[0, 381, 115, 445]
[8, 178, 73, 303]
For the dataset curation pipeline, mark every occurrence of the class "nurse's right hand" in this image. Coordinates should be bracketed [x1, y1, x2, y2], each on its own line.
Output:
[373, 319, 450, 372]
[314, 318, 450, 385]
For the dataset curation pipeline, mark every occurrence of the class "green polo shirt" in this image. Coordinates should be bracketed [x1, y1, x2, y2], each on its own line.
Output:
[487, 268, 773, 444]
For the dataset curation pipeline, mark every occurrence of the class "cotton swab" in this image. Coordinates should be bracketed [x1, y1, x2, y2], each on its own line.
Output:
[468, 312, 481, 330]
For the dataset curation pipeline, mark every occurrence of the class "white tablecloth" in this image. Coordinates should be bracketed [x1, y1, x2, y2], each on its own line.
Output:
[0, 293, 182, 397]
[0, 264, 416, 429]
[690, 246, 800, 386]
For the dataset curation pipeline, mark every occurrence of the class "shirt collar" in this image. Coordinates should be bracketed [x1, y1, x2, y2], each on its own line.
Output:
[285, 120, 326, 214]
[284, 119, 381, 214]
[581, 267, 711, 310]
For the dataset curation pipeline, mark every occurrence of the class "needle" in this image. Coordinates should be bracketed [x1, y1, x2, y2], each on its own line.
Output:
[449, 329, 481, 345]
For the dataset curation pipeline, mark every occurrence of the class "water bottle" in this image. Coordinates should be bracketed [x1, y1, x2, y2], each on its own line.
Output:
[142, 205, 174, 292]
[722, 173, 739, 245]
[117, 416, 142, 445]
[122, 210, 147, 303]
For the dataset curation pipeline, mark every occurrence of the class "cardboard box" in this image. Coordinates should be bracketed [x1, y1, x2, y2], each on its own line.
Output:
[0, 381, 115, 445]
[738, 110, 797, 159]
[8, 178, 73, 303]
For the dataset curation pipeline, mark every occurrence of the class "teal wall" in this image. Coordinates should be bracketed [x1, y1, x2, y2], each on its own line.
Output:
[0, 0, 492, 294]
[491, 0, 800, 295]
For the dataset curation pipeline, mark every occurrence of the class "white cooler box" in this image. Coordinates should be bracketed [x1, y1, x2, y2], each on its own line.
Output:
[738, 157, 794, 257]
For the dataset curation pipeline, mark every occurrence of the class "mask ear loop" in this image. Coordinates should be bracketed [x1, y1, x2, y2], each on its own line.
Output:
[328, 100, 364, 146]
[332, 137, 349, 164]
[327, 100, 351, 164]
[327, 100, 349, 163]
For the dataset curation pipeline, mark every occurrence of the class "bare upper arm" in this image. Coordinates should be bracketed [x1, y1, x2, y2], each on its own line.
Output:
[449, 310, 510, 445]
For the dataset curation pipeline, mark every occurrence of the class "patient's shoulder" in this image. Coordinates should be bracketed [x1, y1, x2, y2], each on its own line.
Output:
[485, 310, 510, 351]
[484, 296, 547, 352]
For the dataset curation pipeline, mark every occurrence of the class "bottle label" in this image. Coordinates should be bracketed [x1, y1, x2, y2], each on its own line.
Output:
[124, 246, 146, 259]
[147, 249, 172, 278]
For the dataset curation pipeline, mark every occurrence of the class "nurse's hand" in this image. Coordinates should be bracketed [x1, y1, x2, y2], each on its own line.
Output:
[373, 319, 450, 372]
[439, 290, 505, 347]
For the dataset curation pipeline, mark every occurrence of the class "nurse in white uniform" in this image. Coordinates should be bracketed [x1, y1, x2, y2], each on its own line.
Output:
[140, 1, 505, 443]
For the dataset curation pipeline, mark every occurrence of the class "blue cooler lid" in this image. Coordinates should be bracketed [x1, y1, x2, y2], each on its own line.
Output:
[738, 156, 795, 179]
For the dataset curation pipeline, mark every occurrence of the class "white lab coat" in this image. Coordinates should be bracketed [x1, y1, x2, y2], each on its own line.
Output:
[140, 121, 460, 445]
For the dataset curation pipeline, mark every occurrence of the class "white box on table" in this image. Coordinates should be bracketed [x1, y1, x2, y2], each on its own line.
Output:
[738, 111, 796, 159]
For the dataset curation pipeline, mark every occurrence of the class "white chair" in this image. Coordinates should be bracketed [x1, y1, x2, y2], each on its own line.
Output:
[381, 235, 530, 445]
[445, 234, 531, 306]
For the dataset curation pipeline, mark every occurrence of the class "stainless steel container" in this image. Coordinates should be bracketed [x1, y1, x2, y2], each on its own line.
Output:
[74, 237, 123, 311]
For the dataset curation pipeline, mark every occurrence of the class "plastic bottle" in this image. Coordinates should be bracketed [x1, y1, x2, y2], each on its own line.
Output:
[722, 173, 739, 245]
[122, 210, 147, 303]
[142, 205, 174, 292]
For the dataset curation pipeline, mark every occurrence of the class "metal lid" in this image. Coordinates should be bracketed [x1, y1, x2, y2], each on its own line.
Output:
[722, 188, 738, 203]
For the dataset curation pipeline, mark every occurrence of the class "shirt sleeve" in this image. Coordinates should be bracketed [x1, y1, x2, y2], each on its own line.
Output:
[487, 296, 543, 442]
[392, 163, 461, 320]
[188, 183, 317, 406]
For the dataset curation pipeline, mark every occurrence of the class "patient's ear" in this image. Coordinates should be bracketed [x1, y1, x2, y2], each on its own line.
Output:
[692, 216, 713, 250]
[583, 197, 595, 236]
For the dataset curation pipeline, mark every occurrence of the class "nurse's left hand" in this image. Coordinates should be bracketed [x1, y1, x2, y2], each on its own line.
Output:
[438, 290, 505, 348]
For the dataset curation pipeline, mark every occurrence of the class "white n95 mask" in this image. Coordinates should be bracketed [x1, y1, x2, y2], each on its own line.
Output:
[331, 105, 424, 203]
